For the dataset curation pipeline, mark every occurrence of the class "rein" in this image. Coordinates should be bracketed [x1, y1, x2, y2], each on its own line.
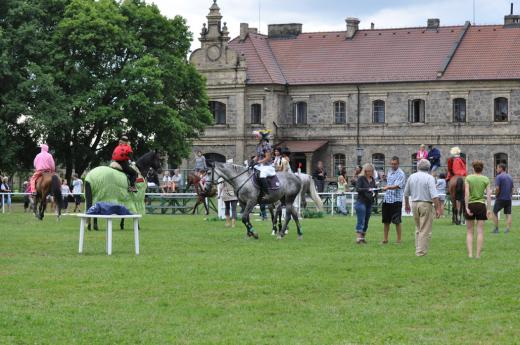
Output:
[209, 165, 255, 195]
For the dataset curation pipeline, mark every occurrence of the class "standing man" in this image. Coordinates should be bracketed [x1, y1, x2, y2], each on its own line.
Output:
[492, 163, 514, 234]
[428, 145, 441, 172]
[404, 159, 443, 256]
[72, 174, 83, 212]
[313, 161, 327, 193]
[382, 157, 406, 244]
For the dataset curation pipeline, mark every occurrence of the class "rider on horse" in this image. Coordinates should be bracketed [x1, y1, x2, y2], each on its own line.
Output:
[30, 144, 56, 196]
[112, 136, 137, 192]
[252, 129, 275, 198]
[447, 146, 467, 181]
[447, 146, 467, 224]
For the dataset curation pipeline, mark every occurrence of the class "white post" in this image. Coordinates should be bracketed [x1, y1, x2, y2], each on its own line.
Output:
[107, 219, 113, 255]
[2, 194, 4, 214]
[331, 193, 335, 216]
[133, 218, 140, 255]
[350, 193, 355, 216]
[79, 217, 85, 254]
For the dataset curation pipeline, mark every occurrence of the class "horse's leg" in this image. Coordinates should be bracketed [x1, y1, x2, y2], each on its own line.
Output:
[278, 203, 292, 239]
[85, 181, 93, 230]
[204, 197, 209, 216]
[288, 202, 303, 240]
[120, 219, 125, 230]
[192, 198, 200, 215]
[40, 196, 47, 220]
[33, 194, 39, 219]
[269, 204, 277, 235]
[241, 201, 258, 239]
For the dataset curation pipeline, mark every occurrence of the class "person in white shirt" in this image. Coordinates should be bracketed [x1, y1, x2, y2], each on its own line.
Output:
[61, 179, 71, 212]
[72, 174, 83, 212]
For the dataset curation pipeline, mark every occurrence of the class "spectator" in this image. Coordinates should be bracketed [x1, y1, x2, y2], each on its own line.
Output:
[273, 147, 284, 172]
[61, 179, 71, 212]
[404, 159, 443, 256]
[492, 163, 513, 234]
[171, 169, 184, 192]
[436, 173, 447, 207]
[0, 177, 11, 212]
[354, 163, 378, 244]
[428, 145, 441, 172]
[350, 165, 362, 191]
[219, 180, 238, 228]
[464, 160, 492, 259]
[281, 147, 292, 173]
[382, 157, 406, 244]
[336, 170, 348, 215]
[416, 144, 428, 160]
[72, 174, 83, 213]
[194, 151, 207, 172]
[23, 181, 32, 212]
[313, 161, 327, 193]
[161, 171, 173, 193]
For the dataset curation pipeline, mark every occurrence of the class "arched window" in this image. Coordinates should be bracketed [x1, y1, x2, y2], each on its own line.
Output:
[372, 153, 385, 173]
[453, 98, 466, 123]
[293, 101, 307, 125]
[209, 101, 226, 124]
[333, 153, 346, 176]
[494, 153, 508, 175]
[251, 104, 262, 125]
[494, 97, 508, 122]
[204, 152, 226, 163]
[334, 101, 346, 124]
[408, 99, 425, 123]
[372, 100, 385, 123]
[411, 153, 418, 173]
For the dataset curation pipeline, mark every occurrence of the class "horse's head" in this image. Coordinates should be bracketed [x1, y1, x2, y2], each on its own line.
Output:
[151, 150, 163, 174]
[137, 150, 163, 176]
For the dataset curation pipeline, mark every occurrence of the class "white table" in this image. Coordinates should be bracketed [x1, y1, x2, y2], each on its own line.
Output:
[76, 214, 142, 255]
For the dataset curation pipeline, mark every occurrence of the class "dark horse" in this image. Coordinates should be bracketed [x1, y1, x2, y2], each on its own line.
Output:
[34, 173, 62, 220]
[448, 176, 465, 225]
[85, 151, 162, 230]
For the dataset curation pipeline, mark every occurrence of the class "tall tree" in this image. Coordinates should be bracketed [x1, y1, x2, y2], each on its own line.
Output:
[1, 0, 212, 181]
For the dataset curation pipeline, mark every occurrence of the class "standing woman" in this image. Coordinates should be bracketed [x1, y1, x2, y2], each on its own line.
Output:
[273, 147, 284, 172]
[464, 160, 492, 258]
[219, 180, 238, 228]
[354, 163, 378, 244]
[337, 169, 348, 215]
[416, 144, 428, 160]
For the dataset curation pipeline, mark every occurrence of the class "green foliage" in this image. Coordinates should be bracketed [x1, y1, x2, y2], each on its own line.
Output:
[302, 209, 324, 218]
[0, 0, 212, 179]
[0, 212, 519, 344]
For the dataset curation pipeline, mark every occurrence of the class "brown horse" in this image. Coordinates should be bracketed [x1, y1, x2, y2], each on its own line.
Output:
[448, 176, 465, 225]
[186, 171, 216, 215]
[34, 173, 62, 220]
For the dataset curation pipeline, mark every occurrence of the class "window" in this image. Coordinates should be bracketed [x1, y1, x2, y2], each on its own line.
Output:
[408, 99, 425, 123]
[372, 153, 385, 172]
[453, 98, 466, 122]
[334, 101, 346, 124]
[494, 97, 508, 122]
[209, 101, 226, 124]
[333, 154, 346, 176]
[411, 154, 418, 173]
[251, 104, 262, 124]
[372, 100, 385, 123]
[494, 153, 508, 175]
[293, 101, 307, 125]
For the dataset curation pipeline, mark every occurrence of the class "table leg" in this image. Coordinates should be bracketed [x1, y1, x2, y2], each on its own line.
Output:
[79, 218, 85, 253]
[134, 219, 140, 255]
[107, 219, 113, 255]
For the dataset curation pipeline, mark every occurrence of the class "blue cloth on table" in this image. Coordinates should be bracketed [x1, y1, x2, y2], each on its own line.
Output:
[86, 202, 133, 215]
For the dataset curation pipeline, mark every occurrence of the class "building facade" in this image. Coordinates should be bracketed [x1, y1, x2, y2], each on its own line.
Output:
[187, 1, 520, 182]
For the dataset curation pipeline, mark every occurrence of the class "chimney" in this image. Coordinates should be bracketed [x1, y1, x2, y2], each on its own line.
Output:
[346, 17, 360, 39]
[427, 18, 440, 29]
[504, 2, 520, 27]
[267, 24, 302, 38]
[370, 22, 375, 30]
[240, 23, 249, 41]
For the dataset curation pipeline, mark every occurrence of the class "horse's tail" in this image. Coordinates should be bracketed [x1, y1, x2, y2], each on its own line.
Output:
[307, 178, 323, 210]
[51, 175, 63, 214]
[85, 181, 93, 210]
[456, 177, 464, 201]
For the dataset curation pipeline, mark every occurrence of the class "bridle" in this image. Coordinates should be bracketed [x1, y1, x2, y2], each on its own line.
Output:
[207, 164, 255, 195]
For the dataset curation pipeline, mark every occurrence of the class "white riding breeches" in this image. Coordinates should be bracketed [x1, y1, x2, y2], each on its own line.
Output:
[254, 164, 276, 178]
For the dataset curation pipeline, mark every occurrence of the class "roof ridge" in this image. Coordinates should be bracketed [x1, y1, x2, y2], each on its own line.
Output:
[248, 35, 277, 84]
[265, 39, 287, 85]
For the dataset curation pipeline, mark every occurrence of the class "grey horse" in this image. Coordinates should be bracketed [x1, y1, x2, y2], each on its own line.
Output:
[206, 162, 304, 240]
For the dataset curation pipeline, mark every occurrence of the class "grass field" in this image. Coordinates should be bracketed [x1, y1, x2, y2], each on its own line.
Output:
[1, 208, 519, 345]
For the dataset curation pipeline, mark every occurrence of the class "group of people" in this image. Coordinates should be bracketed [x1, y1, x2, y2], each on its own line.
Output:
[352, 147, 514, 258]
[160, 169, 183, 193]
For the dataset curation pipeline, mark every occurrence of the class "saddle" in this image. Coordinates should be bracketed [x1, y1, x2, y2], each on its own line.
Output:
[109, 161, 145, 183]
[253, 172, 281, 191]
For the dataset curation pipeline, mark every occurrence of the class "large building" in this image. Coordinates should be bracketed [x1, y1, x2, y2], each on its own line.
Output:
[187, 1, 520, 181]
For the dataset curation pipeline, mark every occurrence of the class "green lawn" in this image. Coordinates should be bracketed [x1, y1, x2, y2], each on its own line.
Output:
[0, 209, 519, 345]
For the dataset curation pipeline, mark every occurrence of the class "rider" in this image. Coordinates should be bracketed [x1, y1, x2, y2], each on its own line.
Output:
[112, 136, 138, 192]
[252, 129, 275, 198]
[30, 144, 56, 196]
[447, 146, 467, 181]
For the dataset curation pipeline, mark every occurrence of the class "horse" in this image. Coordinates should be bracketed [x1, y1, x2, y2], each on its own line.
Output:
[85, 151, 162, 230]
[184, 170, 217, 215]
[448, 176, 465, 225]
[206, 162, 304, 240]
[34, 173, 62, 220]
[273, 172, 323, 235]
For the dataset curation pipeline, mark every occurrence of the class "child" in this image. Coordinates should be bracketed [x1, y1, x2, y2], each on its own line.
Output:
[436, 173, 447, 207]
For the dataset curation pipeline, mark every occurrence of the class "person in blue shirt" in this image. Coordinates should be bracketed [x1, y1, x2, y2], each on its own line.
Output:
[427, 144, 441, 172]
[492, 163, 514, 234]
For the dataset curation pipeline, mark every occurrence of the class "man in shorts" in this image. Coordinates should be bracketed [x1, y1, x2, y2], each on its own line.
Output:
[382, 157, 406, 244]
[72, 174, 83, 212]
[492, 163, 514, 234]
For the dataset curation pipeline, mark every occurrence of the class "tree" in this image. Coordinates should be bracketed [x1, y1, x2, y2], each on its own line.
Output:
[1, 0, 212, 181]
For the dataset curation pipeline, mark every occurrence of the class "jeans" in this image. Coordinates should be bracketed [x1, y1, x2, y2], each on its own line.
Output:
[355, 201, 372, 233]
[337, 194, 347, 214]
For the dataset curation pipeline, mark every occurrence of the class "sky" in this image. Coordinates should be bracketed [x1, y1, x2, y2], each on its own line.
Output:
[150, 0, 515, 52]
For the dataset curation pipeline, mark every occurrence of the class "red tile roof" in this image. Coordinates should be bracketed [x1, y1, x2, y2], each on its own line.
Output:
[228, 25, 520, 85]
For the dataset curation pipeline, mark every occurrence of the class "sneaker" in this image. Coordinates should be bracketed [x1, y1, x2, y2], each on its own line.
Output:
[492, 228, 499, 234]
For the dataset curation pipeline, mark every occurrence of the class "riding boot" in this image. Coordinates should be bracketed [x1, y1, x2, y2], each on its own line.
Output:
[259, 178, 269, 199]
[231, 219, 236, 228]
[225, 216, 231, 227]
